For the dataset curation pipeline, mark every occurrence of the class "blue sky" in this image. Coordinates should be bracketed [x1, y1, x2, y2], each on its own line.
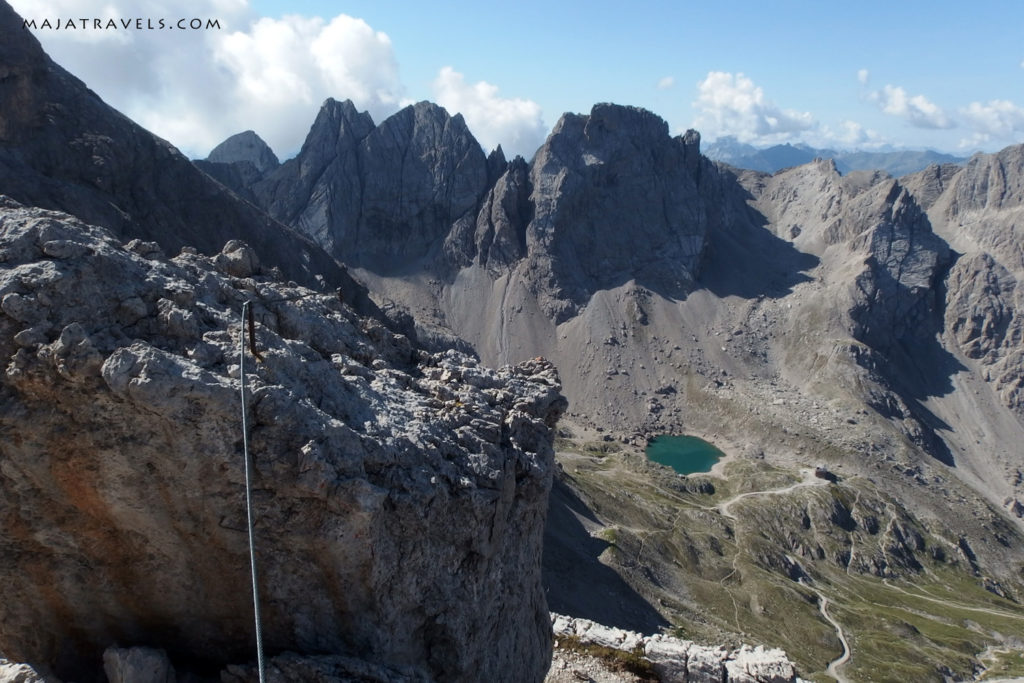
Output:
[13, 0, 1024, 160]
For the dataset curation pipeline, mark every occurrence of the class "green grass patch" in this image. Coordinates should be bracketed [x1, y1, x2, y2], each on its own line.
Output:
[554, 635, 660, 681]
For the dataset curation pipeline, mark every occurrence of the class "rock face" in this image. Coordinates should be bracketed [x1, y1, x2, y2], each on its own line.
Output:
[215, 100, 710, 322]
[517, 105, 706, 321]
[254, 100, 489, 269]
[0, 659, 46, 683]
[0, 199, 566, 682]
[0, 1, 343, 293]
[751, 160, 950, 350]
[921, 145, 1024, 415]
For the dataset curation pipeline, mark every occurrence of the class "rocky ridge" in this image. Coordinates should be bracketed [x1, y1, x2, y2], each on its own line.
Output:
[252, 99, 488, 269]
[546, 614, 800, 683]
[0, 197, 566, 682]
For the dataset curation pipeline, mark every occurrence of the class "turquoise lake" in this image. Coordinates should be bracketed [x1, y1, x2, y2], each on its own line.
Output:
[645, 435, 724, 475]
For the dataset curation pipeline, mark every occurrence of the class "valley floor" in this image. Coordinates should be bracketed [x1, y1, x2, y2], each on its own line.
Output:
[544, 419, 1024, 682]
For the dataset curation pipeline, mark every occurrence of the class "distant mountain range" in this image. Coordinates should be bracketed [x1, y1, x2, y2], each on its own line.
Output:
[704, 135, 966, 176]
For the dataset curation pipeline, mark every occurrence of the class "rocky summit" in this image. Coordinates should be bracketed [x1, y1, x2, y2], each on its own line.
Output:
[0, 197, 565, 681]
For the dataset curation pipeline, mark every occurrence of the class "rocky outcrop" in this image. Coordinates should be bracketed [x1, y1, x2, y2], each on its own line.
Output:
[0, 660, 47, 683]
[0, 1, 342, 292]
[253, 99, 375, 253]
[522, 105, 707, 321]
[549, 614, 801, 683]
[452, 155, 531, 273]
[253, 100, 490, 270]
[0, 199, 566, 682]
[224, 102, 711, 323]
[746, 160, 949, 351]
[845, 180, 950, 350]
[923, 145, 1024, 415]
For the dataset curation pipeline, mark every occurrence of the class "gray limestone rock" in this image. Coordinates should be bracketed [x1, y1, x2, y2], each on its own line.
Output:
[255, 100, 488, 271]
[196, 131, 280, 202]
[0, 660, 48, 683]
[846, 180, 950, 350]
[254, 99, 375, 253]
[931, 145, 1024, 416]
[460, 155, 531, 273]
[0, 202, 566, 683]
[523, 105, 707, 321]
[550, 614, 801, 683]
[207, 131, 280, 174]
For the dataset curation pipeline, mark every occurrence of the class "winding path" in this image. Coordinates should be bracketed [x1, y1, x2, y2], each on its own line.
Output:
[716, 471, 850, 680]
[717, 468, 826, 520]
[800, 579, 851, 683]
[882, 579, 1024, 622]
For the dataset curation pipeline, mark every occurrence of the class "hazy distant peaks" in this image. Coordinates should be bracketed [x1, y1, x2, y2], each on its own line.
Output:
[705, 136, 966, 176]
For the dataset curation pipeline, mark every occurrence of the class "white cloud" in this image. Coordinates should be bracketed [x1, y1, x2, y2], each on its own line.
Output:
[657, 76, 675, 90]
[959, 99, 1024, 144]
[828, 120, 885, 148]
[11, 0, 405, 158]
[868, 84, 954, 129]
[857, 69, 870, 85]
[204, 13, 403, 152]
[432, 66, 547, 159]
[692, 71, 815, 144]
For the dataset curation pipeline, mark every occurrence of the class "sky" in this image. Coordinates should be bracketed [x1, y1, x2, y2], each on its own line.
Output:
[11, 0, 1024, 161]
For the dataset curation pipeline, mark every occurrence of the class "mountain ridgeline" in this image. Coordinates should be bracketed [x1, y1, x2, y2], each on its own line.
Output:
[203, 99, 1024, 678]
[200, 96, 1024, 522]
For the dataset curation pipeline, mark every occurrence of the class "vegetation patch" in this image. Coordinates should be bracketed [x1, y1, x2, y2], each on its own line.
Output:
[554, 635, 660, 682]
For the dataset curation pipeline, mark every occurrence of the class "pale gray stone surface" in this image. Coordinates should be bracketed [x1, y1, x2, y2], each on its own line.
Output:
[0, 660, 48, 683]
[549, 614, 802, 683]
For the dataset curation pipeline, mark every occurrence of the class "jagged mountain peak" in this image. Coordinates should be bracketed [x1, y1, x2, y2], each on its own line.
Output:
[544, 103, 676, 162]
[374, 99, 478, 151]
[950, 143, 1024, 213]
[301, 97, 376, 153]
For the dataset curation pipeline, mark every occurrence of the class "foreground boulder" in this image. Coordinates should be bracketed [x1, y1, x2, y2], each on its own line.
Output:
[0, 198, 566, 682]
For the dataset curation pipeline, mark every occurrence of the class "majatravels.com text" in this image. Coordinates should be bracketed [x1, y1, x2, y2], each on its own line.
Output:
[23, 18, 221, 31]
